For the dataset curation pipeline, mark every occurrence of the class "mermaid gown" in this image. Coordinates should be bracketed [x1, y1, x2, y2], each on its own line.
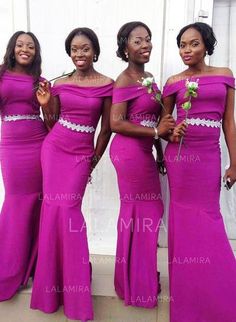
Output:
[163, 75, 236, 322]
[110, 84, 164, 308]
[0, 71, 48, 300]
[30, 83, 113, 321]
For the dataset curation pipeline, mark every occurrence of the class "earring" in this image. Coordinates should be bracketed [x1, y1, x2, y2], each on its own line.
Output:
[125, 52, 129, 59]
[12, 56, 15, 60]
[93, 54, 97, 62]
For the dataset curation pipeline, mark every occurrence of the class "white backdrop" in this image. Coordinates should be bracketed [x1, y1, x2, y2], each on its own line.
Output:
[0, 0, 235, 255]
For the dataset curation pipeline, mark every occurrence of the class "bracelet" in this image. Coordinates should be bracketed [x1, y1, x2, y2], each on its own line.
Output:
[153, 127, 159, 140]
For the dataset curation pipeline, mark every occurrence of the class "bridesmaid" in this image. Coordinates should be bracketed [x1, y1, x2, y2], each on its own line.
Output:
[0, 31, 48, 300]
[110, 21, 175, 308]
[163, 22, 236, 322]
[30, 27, 113, 321]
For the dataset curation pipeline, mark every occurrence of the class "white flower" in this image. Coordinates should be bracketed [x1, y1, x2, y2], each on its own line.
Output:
[142, 77, 154, 87]
[186, 80, 199, 91]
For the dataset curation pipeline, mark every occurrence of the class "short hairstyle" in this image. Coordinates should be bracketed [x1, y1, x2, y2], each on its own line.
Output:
[176, 22, 217, 55]
[116, 21, 152, 62]
[0, 31, 42, 79]
[65, 27, 100, 62]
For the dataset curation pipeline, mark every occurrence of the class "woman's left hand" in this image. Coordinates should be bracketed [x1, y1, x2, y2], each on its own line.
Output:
[223, 165, 236, 189]
[156, 159, 167, 176]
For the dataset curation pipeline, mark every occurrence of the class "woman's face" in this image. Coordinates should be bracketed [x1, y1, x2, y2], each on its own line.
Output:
[70, 34, 95, 71]
[126, 26, 152, 64]
[14, 34, 36, 67]
[179, 28, 206, 66]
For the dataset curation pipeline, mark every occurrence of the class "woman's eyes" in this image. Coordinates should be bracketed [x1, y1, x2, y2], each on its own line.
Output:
[71, 47, 90, 53]
[180, 42, 200, 48]
[16, 43, 35, 50]
[133, 39, 151, 45]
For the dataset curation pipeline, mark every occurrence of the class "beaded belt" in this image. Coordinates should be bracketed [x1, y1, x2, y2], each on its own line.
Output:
[186, 118, 221, 128]
[2, 114, 41, 122]
[140, 120, 158, 128]
[58, 118, 95, 133]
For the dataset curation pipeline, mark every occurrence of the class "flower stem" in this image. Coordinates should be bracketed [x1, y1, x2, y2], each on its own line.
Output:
[177, 110, 189, 161]
[33, 70, 75, 90]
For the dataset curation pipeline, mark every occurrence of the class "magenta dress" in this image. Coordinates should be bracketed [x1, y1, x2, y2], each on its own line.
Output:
[110, 84, 164, 308]
[30, 83, 113, 321]
[163, 75, 236, 322]
[0, 71, 48, 300]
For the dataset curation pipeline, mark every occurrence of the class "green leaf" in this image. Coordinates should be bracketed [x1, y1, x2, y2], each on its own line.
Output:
[182, 101, 191, 110]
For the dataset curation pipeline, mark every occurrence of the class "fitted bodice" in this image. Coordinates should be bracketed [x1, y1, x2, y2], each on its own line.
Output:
[112, 83, 162, 125]
[52, 83, 113, 128]
[163, 75, 235, 121]
[0, 70, 42, 116]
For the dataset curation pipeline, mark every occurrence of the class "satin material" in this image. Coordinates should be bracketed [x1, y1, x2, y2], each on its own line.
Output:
[163, 75, 236, 322]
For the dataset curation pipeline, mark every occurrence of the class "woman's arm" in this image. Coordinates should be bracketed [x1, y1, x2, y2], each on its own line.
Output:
[37, 80, 60, 130]
[222, 85, 236, 188]
[110, 73, 175, 138]
[110, 98, 175, 138]
[91, 96, 112, 171]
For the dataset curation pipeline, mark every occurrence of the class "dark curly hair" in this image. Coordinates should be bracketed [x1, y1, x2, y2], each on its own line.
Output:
[116, 21, 152, 62]
[0, 31, 42, 80]
[176, 22, 217, 56]
[65, 27, 100, 62]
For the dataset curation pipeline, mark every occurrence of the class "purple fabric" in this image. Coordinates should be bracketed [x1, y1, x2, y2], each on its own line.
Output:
[163, 75, 236, 322]
[30, 83, 113, 321]
[0, 71, 47, 300]
[110, 84, 164, 308]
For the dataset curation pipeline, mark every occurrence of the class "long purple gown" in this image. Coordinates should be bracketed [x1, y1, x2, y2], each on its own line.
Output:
[0, 70, 48, 300]
[30, 83, 113, 321]
[110, 84, 164, 308]
[163, 75, 236, 322]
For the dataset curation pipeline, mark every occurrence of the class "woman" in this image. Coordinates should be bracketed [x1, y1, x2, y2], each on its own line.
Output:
[0, 31, 48, 300]
[163, 22, 236, 322]
[110, 21, 175, 308]
[30, 27, 113, 321]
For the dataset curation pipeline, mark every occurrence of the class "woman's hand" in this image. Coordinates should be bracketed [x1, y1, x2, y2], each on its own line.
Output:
[223, 165, 236, 189]
[156, 159, 167, 176]
[158, 114, 176, 137]
[169, 121, 187, 142]
[36, 80, 51, 107]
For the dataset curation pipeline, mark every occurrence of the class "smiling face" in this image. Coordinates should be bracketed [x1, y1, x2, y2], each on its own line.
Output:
[70, 34, 95, 71]
[179, 28, 206, 66]
[126, 26, 152, 64]
[14, 33, 36, 67]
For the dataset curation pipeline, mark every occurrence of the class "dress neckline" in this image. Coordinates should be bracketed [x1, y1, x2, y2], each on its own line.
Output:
[114, 82, 158, 90]
[166, 74, 234, 86]
[4, 70, 34, 78]
[53, 81, 113, 89]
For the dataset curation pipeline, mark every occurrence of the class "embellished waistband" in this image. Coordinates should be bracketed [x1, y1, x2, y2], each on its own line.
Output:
[2, 114, 41, 122]
[58, 118, 95, 133]
[186, 118, 222, 128]
[140, 120, 158, 128]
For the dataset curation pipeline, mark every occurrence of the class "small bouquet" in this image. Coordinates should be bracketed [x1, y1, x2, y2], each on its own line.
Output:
[140, 77, 166, 112]
[177, 79, 199, 159]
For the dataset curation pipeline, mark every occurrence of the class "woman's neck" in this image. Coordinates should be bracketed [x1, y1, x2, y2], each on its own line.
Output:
[126, 62, 148, 81]
[74, 66, 97, 78]
[11, 64, 31, 75]
[185, 61, 210, 76]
